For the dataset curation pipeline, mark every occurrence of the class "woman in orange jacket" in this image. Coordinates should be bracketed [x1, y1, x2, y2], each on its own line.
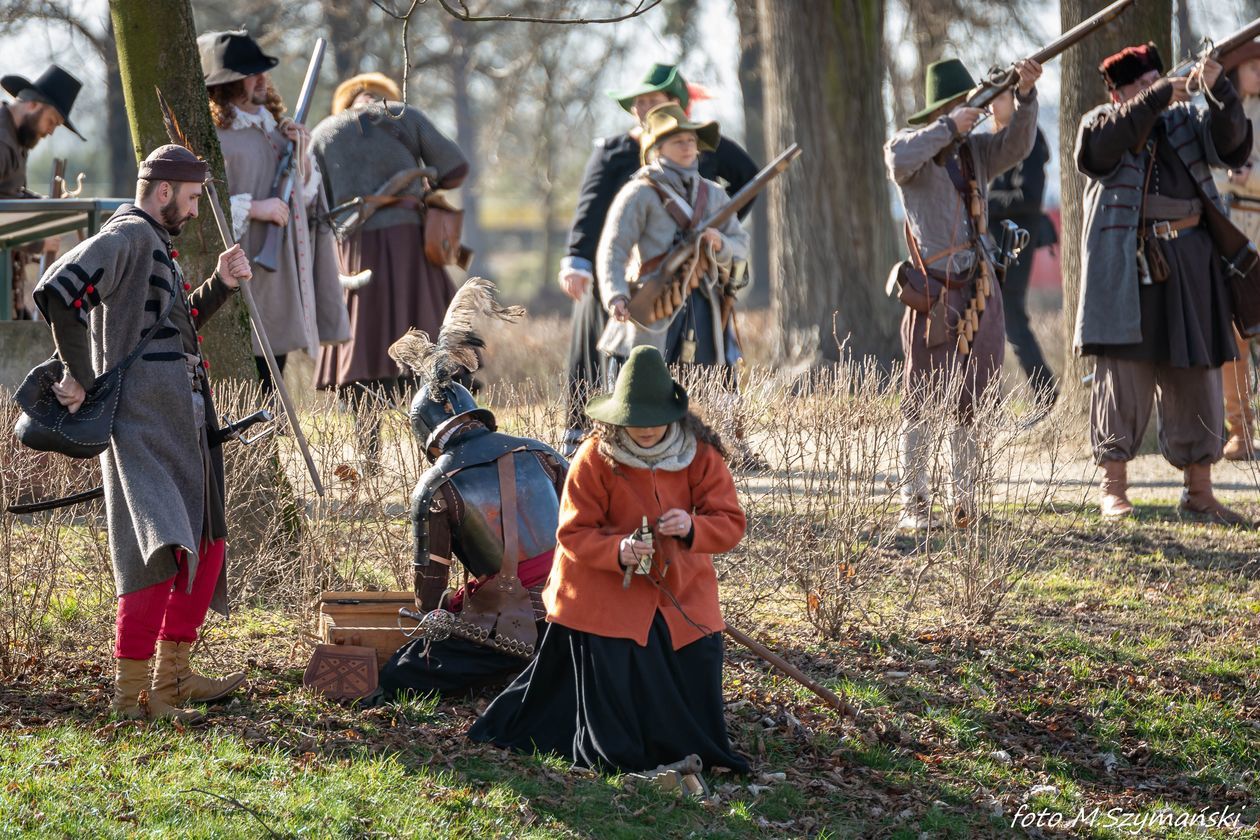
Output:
[468, 345, 749, 773]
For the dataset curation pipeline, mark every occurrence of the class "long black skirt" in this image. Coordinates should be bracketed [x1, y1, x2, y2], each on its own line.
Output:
[379, 623, 542, 698]
[467, 612, 749, 774]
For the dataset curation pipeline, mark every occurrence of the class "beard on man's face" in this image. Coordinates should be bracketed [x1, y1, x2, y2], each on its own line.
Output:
[15, 111, 42, 149]
[250, 83, 269, 107]
[158, 193, 193, 235]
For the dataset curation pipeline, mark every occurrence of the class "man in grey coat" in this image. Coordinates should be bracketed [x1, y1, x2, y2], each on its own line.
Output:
[36, 145, 254, 721]
[1075, 44, 1250, 525]
[885, 57, 1041, 531]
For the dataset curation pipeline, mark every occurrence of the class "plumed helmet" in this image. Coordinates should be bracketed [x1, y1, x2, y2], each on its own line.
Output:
[410, 381, 496, 455]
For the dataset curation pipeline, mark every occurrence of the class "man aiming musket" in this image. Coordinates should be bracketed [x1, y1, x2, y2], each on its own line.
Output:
[884, 0, 1134, 532]
[1075, 20, 1257, 526]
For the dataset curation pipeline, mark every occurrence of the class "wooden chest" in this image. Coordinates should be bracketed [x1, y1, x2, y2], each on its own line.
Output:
[317, 590, 416, 665]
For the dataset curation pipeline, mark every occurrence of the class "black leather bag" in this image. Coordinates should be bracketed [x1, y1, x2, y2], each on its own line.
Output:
[14, 293, 178, 459]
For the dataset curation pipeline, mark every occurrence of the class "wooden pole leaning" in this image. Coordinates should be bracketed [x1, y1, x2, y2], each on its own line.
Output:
[724, 623, 853, 716]
[155, 87, 324, 495]
[201, 180, 325, 496]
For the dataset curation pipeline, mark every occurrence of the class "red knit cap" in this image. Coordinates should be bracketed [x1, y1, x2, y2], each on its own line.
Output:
[1099, 43, 1164, 90]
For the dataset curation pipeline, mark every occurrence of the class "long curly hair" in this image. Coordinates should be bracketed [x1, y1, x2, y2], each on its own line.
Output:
[208, 78, 287, 130]
[588, 411, 728, 464]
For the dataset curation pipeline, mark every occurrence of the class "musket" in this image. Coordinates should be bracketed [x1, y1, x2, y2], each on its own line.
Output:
[627, 143, 801, 325]
[254, 37, 326, 273]
[155, 87, 325, 496]
[938, 0, 1137, 158]
[1168, 16, 1260, 80]
[8, 410, 275, 514]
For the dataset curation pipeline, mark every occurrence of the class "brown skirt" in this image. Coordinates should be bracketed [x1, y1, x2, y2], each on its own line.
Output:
[316, 222, 456, 389]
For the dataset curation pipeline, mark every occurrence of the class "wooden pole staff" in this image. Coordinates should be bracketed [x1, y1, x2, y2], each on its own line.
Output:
[155, 88, 324, 495]
[724, 623, 853, 716]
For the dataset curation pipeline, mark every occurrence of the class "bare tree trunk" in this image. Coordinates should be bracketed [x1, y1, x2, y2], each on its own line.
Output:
[448, 20, 484, 267]
[1058, 0, 1171, 418]
[103, 19, 137, 197]
[1173, 0, 1194, 61]
[735, 0, 770, 310]
[757, 0, 899, 364]
[110, 0, 288, 571]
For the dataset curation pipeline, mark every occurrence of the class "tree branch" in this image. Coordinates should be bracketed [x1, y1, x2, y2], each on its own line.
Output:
[434, 0, 664, 24]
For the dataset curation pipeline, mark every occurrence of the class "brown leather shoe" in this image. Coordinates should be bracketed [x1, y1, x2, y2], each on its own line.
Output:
[110, 657, 204, 723]
[1099, 460, 1133, 518]
[1222, 434, 1260, 462]
[1178, 463, 1251, 526]
[152, 640, 246, 705]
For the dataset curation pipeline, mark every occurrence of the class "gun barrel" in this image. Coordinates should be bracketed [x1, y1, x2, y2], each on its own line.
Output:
[1028, 0, 1136, 65]
[292, 37, 327, 126]
[1169, 16, 1260, 79]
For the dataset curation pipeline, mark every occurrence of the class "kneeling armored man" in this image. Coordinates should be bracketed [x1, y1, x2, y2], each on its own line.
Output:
[381, 280, 567, 696]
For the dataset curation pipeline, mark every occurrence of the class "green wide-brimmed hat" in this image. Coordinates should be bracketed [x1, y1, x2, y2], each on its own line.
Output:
[608, 63, 690, 113]
[908, 59, 977, 125]
[639, 102, 719, 164]
[586, 346, 689, 428]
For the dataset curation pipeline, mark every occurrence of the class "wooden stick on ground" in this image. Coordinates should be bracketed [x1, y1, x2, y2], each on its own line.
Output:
[725, 623, 853, 717]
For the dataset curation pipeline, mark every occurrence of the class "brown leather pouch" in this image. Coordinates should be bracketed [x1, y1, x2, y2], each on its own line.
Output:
[424, 193, 473, 270]
[303, 643, 378, 701]
[1144, 238, 1171, 284]
[888, 260, 933, 314]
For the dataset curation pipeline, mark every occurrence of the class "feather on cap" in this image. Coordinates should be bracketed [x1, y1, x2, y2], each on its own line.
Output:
[388, 277, 524, 387]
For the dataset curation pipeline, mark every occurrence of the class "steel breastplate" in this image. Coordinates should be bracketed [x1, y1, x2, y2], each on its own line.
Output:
[410, 431, 564, 571]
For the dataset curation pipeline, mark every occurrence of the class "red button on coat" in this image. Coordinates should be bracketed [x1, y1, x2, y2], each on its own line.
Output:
[86, 285, 95, 294]
[203, 360, 210, 370]
[197, 335, 204, 343]
[190, 308, 199, 317]
[171, 249, 179, 258]
[72, 299, 82, 308]
[184, 283, 191, 291]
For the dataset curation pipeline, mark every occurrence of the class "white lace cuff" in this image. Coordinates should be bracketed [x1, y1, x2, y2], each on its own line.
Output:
[229, 193, 253, 241]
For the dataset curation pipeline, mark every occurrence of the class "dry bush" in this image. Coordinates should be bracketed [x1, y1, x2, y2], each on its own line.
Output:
[0, 395, 110, 675]
[0, 343, 1088, 675]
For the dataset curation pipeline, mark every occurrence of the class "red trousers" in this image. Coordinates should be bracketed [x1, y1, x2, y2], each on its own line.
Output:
[114, 538, 225, 660]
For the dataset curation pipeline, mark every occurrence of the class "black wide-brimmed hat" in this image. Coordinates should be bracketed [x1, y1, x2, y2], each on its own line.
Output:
[1, 65, 83, 139]
[908, 59, 976, 125]
[198, 30, 279, 86]
[586, 346, 689, 428]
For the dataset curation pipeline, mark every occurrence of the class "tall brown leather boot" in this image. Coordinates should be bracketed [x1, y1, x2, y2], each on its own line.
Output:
[110, 657, 204, 723]
[1222, 332, 1258, 461]
[152, 640, 246, 705]
[1178, 463, 1251, 526]
[1099, 460, 1133, 518]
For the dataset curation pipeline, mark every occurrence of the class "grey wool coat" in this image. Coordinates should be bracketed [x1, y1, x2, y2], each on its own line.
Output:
[34, 206, 234, 614]
[219, 119, 349, 358]
[596, 161, 749, 360]
[1073, 98, 1236, 352]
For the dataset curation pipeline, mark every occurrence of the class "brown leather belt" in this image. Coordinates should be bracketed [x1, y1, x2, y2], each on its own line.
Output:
[925, 265, 977, 289]
[1142, 214, 1200, 241]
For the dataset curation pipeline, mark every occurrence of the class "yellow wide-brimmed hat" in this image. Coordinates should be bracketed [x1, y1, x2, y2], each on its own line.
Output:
[332, 72, 402, 115]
